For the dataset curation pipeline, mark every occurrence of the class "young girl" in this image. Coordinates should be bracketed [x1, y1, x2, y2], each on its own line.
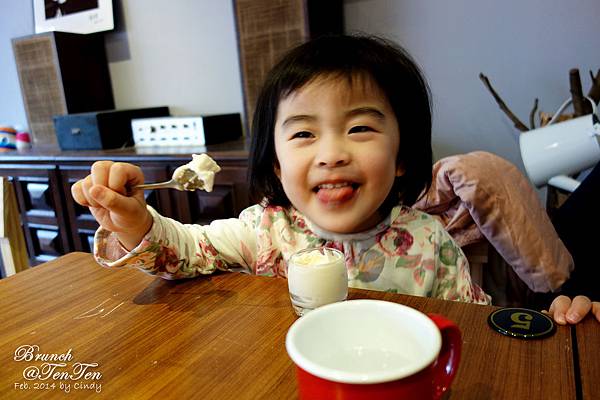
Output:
[72, 34, 490, 304]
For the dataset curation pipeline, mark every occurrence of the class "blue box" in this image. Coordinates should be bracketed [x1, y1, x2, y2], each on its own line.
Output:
[54, 107, 170, 150]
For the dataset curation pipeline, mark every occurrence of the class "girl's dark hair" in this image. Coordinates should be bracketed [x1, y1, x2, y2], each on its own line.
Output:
[249, 34, 432, 210]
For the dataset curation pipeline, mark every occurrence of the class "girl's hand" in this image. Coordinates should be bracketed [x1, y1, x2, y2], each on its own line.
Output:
[71, 161, 152, 250]
[545, 295, 600, 325]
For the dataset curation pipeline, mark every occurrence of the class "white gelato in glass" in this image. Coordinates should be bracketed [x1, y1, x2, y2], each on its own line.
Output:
[292, 248, 341, 266]
[173, 153, 221, 192]
[287, 247, 348, 316]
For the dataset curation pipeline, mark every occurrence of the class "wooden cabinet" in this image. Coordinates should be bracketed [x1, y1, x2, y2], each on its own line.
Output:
[174, 164, 249, 225]
[0, 164, 70, 265]
[0, 141, 250, 266]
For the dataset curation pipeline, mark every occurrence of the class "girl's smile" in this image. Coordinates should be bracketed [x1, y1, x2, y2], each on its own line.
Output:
[274, 74, 403, 233]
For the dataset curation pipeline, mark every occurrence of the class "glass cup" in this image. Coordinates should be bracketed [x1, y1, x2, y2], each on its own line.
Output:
[287, 247, 348, 316]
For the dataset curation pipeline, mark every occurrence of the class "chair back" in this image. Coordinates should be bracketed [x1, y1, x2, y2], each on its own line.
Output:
[0, 177, 29, 277]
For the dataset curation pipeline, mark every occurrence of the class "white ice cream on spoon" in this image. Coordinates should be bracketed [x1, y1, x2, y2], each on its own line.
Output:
[172, 153, 221, 192]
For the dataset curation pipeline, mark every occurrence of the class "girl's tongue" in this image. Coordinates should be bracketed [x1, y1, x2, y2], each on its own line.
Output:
[315, 184, 356, 203]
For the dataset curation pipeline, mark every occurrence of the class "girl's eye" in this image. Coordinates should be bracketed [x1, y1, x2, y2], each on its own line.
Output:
[291, 131, 313, 139]
[348, 126, 373, 134]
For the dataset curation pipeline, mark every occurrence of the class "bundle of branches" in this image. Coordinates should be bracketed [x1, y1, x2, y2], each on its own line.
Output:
[480, 68, 600, 132]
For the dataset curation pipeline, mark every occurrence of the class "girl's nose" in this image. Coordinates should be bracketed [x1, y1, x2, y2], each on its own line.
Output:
[316, 137, 351, 167]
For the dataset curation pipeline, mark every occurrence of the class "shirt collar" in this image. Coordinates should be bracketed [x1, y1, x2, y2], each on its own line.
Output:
[296, 206, 402, 242]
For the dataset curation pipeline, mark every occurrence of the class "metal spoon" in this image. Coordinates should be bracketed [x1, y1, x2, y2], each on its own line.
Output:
[133, 168, 207, 192]
[133, 179, 189, 191]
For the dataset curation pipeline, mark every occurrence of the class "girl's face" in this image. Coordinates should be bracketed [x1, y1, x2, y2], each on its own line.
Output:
[274, 75, 403, 233]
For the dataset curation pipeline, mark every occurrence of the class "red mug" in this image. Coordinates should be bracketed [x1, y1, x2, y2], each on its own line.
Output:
[285, 300, 461, 400]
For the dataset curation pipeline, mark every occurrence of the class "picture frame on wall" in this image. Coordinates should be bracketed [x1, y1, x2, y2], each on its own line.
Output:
[33, 0, 114, 34]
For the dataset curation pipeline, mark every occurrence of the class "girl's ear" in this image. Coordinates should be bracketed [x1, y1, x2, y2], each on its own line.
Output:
[274, 160, 282, 179]
[395, 163, 405, 177]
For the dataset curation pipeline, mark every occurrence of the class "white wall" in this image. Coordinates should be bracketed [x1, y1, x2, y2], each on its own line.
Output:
[0, 1, 33, 128]
[345, 0, 600, 167]
[0, 0, 244, 130]
[106, 0, 243, 118]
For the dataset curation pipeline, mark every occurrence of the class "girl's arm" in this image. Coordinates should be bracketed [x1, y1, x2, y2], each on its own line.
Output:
[93, 205, 260, 279]
[431, 223, 491, 304]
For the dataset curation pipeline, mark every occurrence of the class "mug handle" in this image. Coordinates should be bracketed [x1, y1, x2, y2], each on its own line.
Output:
[428, 313, 462, 400]
[548, 175, 581, 192]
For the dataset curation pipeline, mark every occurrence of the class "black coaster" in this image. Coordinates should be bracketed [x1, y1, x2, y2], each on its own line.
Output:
[487, 307, 556, 340]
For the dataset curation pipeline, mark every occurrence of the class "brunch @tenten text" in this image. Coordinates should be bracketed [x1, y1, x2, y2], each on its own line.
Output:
[12, 345, 103, 394]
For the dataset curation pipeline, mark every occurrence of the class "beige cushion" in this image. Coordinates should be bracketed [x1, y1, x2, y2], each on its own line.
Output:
[414, 151, 573, 292]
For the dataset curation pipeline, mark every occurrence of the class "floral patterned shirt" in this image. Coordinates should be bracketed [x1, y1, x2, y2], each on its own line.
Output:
[94, 204, 490, 304]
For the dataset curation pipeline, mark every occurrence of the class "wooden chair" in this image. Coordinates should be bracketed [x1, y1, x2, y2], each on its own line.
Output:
[0, 177, 29, 277]
[461, 241, 488, 288]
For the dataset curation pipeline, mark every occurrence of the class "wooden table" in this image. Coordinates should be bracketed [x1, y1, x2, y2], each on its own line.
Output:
[575, 313, 600, 399]
[0, 252, 594, 399]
